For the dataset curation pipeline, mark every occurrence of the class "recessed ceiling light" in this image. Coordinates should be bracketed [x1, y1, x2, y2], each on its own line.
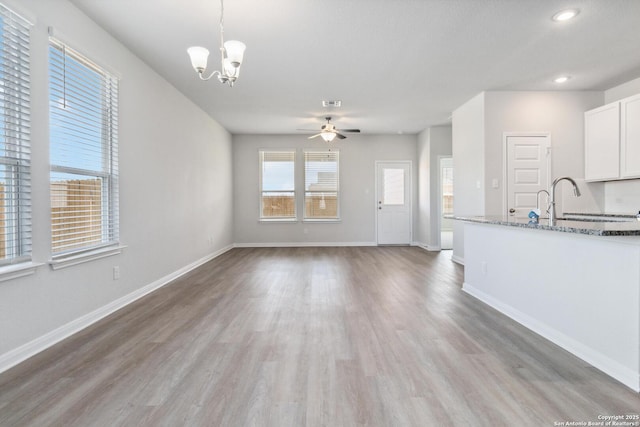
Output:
[552, 9, 580, 22]
[554, 76, 571, 83]
[322, 100, 341, 108]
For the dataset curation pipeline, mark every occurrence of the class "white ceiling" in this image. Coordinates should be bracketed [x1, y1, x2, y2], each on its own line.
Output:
[69, 0, 640, 135]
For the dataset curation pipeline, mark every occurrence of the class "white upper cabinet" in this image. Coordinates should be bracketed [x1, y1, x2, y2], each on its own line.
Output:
[585, 102, 620, 181]
[585, 93, 640, 182]
[621, 94, 640, 179]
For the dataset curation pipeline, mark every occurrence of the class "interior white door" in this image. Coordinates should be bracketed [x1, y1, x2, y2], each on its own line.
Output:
[376, 162, 411, 244]
[506, 134, 551, 218]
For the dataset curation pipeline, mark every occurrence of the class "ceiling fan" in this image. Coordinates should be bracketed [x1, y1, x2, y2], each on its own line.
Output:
[298, 117, 361, 142]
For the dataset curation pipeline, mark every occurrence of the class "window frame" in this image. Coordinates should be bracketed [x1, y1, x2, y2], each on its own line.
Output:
[303, 150, 340, 222]
[48, 38, 119, 259]
[0, 4, 33, 266]
[258, 149, 297, 222]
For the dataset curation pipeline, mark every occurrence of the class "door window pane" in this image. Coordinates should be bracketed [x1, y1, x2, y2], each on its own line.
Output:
[383, 168, 404, 205]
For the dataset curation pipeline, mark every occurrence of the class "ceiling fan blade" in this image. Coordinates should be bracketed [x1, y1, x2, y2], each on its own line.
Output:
[335, 133, 347, 139]
[308, 133, 322, 139]
[339, 129, 360, 133]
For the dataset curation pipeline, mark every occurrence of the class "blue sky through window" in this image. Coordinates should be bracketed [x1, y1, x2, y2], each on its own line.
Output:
[262, 161, 294, 191]
[49, 44, 105, 173]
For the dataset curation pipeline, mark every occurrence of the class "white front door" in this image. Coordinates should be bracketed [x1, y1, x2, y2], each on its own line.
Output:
[505, 134, 551, 218]
[376, 161, 411, 245]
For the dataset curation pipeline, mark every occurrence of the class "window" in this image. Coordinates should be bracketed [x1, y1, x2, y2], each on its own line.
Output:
[383, 168, 405, 205]
[441, 162, 453, 215]
[0, 5, 32, 265]
[304, 151, 339, 220]
[259, 150, 295, 220]
[49, 39, 119, 256]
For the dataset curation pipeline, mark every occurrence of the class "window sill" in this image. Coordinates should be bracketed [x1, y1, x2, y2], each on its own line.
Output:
[0, 262, 43, 283]
[259, 218, 298, 223]
[49, 245, 126, 271]
[303, 219, 341, 223]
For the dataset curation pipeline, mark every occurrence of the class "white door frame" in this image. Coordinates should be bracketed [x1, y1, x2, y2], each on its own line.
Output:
[502, 132, 552, 217]
[375, 160, 413, 245]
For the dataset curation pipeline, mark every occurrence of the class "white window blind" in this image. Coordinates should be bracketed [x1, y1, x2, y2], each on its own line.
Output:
[0, 4, 32, 265]
[304, 151, 339, 220]
[259, 150, 295, 220]
[49, 38, 119, 256]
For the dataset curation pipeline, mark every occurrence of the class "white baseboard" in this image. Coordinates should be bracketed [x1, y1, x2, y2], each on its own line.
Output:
[463, 282, 640, 392]
[413, 242, 441, 252]
[234, 241, 377, 248]
[0, 244, 234, 375]
[451, 254, 464, 265]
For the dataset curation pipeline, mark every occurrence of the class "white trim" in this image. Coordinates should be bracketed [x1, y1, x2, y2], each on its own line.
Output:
[502, 132, 552, 217]
[0, 0, 36, 25]
[0, 245, 233, 375]
[258, 149, 297, 222]
[49, 245, 126, 270]
[451, 254, 465, 265]
[413, 242, 441, 252]
[0, 262, 43, 283]
[47, 27, 122, 79]
[234, 241, 376, 248]
[463, 282, 640, 392]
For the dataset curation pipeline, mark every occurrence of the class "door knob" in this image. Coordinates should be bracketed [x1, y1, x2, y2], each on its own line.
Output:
[509, 208, 516, 214]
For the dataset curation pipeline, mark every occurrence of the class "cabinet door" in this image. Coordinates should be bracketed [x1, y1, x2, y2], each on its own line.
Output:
[585, 103, 620, 181]
[621, 94, 640, 179]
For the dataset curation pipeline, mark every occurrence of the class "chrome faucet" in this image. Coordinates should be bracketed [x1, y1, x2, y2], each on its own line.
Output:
[549, 177, 581, 224]
[536, 189, 550, 213]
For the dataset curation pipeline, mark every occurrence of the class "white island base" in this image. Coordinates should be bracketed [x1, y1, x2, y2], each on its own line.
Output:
[462, 221, 640, 391]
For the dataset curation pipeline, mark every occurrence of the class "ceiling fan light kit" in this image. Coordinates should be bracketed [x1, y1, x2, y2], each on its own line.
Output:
[187, 0, 246, 87]
[302, 117, 360, 142]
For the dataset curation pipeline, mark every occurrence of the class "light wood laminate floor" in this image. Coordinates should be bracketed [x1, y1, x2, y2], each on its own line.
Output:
[0, 247, 638, 426]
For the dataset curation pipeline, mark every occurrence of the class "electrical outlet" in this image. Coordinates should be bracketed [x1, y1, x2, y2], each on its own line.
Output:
[113, 266, 120, 280]
[481, 262, 487, 275]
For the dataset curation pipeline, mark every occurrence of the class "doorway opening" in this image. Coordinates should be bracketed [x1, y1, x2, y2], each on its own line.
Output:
[439, 157, 453, 250]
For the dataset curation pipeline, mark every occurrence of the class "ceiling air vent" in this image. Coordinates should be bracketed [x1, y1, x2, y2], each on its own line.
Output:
[322, 100, 341, 108]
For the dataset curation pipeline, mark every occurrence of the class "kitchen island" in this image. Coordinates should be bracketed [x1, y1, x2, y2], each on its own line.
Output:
[457, 214, 640, 391]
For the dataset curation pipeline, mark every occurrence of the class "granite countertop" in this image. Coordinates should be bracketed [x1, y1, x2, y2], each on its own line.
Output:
[454, 213, 640, 236]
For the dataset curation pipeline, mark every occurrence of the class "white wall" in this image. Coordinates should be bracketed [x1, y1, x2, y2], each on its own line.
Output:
[0, 0, 233, 367]
[452, 91, 604, 263]
[604, 76, 640, 104]
[451, 93, 485, 263]
[603, 77, 640, 213]
[233, 134, 418, 245]
[417, 126, 452, 250]
[483, 91, 604, 215]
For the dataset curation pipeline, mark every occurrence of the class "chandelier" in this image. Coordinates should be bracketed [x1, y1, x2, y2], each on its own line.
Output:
[187, 0, 246, 87]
